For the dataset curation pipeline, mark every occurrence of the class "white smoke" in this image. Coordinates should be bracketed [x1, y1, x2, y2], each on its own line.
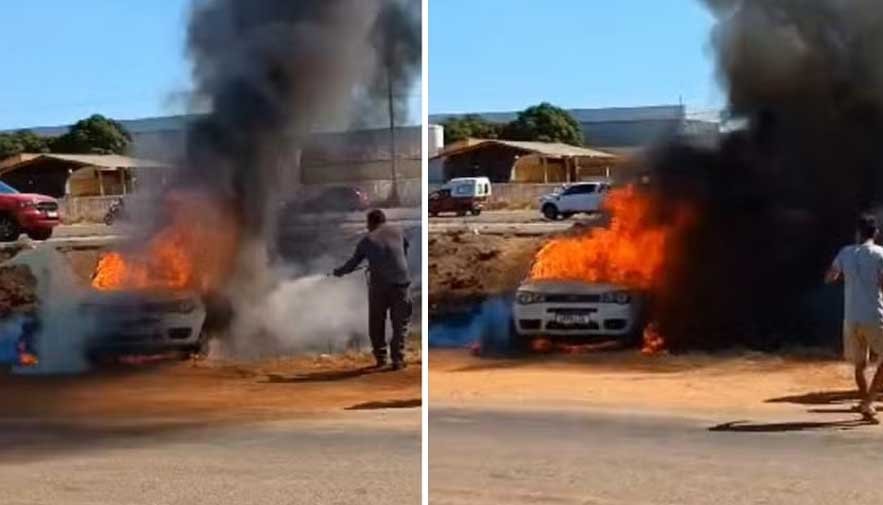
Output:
[216, 258, 370, 358]
[6, 246, 91, 375]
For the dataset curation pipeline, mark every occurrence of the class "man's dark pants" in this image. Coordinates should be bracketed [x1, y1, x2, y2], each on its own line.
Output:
[368, 282, 412, 363]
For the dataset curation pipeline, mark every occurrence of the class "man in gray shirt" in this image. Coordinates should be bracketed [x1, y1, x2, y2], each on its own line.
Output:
[826, 214, 883, 422]
[334, 209, 411, 370]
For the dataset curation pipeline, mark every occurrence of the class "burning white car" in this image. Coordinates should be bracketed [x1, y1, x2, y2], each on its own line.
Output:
[512, 279, 644, 346]
[80, 290, 208, 359]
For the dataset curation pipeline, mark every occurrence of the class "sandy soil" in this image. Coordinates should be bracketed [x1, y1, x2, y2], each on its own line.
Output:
[430, 349, 866, 418]
[0, 354, 421, 423]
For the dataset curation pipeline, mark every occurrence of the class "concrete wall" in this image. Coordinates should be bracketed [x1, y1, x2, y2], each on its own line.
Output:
[60, 196, 118, 223]
[61, 176, 422, 223]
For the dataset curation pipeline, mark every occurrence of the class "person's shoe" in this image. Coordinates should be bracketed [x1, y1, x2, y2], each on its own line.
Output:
[373, 357, 388, 369]
[859, 402, 878, 423]
[391, 360, 407, 371]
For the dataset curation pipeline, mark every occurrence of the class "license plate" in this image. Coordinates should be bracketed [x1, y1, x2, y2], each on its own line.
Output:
[46, 211, 58, 218]
[554, 314, 592, 325]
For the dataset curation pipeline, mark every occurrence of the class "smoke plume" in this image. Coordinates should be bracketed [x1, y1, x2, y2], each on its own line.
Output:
[183, 0, 421, 240]
[175, 0, 420, 352]
[645, 0, 883, 349]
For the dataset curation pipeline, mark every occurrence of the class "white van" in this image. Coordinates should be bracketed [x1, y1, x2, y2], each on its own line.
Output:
[429, 177, 493, 217]
[443, 177, 492, 198]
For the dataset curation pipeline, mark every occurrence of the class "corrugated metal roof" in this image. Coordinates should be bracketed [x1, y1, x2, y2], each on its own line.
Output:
[37, 154, 169, 168]
[0, 153, 170, 176]
[438, 139, 616, 159]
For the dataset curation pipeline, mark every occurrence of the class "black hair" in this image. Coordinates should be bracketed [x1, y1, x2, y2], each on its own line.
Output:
[857, 214, 878, 241]
[367, 209, 386, 228]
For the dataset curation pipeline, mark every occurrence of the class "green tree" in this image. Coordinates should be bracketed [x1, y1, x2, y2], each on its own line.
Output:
[501, 102, 584, 146]
[0, 130, 50, 159]
[441, 114, 503, 145]
[49, 114, 132, 154]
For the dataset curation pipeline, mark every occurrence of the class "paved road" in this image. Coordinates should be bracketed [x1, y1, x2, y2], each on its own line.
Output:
[0, 410, 420, 505]
[431, 406, 883, 505]
[429, 210, 600, 235]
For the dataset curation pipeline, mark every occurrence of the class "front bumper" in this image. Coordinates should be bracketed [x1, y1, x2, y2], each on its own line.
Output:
[513, 301, 638, 337]
[87, 309, 206, 354]
[17, 209, 60, 229]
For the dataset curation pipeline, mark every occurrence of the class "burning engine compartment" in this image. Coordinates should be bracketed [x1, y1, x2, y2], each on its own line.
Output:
[528, 0, 883, 352]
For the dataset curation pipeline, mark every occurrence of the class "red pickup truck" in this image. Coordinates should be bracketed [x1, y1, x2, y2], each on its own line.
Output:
[0, 181, 60, 241]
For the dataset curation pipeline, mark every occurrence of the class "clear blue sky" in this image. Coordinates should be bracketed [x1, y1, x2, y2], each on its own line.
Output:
[429, 0, 722, 115]
[0, 1, 192, 130]
[0, 1, 421, 131]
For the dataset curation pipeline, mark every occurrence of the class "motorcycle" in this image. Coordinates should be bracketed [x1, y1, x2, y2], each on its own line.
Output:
[103, 198, 126, 225]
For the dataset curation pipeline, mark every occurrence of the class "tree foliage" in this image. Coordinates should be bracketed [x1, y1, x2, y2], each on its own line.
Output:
[49, 114, 132, 155]
[501, 102, 584, 146]
[0, 130, 50, 159]
[441, 114, 503, 145]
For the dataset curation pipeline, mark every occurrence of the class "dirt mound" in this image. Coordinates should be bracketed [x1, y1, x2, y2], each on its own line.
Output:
[429, 231, 542, 314]
[0, 265, 37, 316]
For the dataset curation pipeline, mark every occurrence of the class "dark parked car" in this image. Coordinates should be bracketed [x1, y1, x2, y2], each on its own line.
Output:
[294, 186, 370, 213]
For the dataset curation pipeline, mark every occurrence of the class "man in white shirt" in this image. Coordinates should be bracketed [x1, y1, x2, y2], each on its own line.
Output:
[826, 214, 883, 422]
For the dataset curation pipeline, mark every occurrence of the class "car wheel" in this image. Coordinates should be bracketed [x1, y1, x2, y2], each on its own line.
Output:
[0, 215, 20, 242]
[456, 210, 467, 217]
[508, 320, 532, 355]
[470, 208, 482, 216]
[542, 204, 559, 221]
[187, 333, 211, 360]
[27, 229, 52, 241]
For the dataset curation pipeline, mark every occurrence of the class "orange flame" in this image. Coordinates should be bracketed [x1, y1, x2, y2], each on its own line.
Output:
[529, 185, 694, 352]
[531, 185, 690, 289]
[641, 322, 666, 355]
[92, 193, 239, 293]
[18, 352, 38, 367]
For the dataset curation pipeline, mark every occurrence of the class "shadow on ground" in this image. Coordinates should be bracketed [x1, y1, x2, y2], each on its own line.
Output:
[767, 390, 883, 406]
[709, 418, 876, 432]
[346, 398, 421, 410]
[263, 365, 387, 383]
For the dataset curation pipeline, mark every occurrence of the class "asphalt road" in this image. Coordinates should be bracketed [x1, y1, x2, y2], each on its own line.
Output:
[430, 406, 883, 505]
[429, 210, 601, 235]
[0, 411, 420, 505]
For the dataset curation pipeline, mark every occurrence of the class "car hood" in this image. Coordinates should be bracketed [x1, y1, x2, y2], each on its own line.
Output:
[82, 289, 201, 305]
[12, 194, 57, 203]
[517, 279, 627, 294]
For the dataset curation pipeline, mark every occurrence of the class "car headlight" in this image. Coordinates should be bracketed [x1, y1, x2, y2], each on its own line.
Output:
[172, 299, 197, 313]
[516, 291, 545, 304]
[601, 291, 631, 304]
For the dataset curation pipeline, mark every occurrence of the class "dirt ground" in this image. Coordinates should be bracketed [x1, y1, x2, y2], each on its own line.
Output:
[429, 231, 542, 312]
[0, 246, 421, 424]
[0, 354, 421, 423]
[429, 348, 868, 417]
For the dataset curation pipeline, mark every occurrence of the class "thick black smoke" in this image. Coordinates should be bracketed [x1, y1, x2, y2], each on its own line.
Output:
[647, 0, 883, 349]
[182, 0, 420, 241]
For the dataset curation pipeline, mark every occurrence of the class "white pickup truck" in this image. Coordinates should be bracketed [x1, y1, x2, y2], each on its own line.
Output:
[539, 181, 610, 220]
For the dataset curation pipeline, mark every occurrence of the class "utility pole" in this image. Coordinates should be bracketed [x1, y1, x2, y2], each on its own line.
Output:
[387, 63, 400, 206]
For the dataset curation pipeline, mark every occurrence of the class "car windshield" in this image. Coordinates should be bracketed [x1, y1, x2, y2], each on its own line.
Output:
[0, 181, 19, 194]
